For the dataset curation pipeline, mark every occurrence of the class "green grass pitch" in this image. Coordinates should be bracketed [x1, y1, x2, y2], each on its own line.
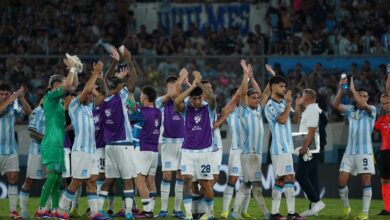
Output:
[0, 197, 386, 219]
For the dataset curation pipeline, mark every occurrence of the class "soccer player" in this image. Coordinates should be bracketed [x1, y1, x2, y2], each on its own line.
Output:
[155, 69, 188, 219]
[19, 98, 45, 219]
[97, 46, 137, 220]
[374, 92, 390, 216]
[227, 60, 271, 219]
[0, 85, 31, 219]
[58, 61, 105, 220]
[264, 76, 304, 220]
[131, 86, 162, 218]
[221, 63, 275, 219]
[293, 89, 326, 217]
[174, 71, 216, 220]
[332, 77, 376, 220]
[36, 57, 78, 218]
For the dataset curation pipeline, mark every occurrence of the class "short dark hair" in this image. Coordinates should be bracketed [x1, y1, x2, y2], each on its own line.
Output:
[356, 87, 368, 93]
[230, 88, 238, 97]
[201, 80, 210, 85]
[303, 88, 317, 100]
[189, 86, 203, 97]
[49, 74, 65, 88]
[0, 84, 11, 91]
[269, 76, 287, 87]
[247, 88, 258, 96]
[142, 86, 157, 102]
[107, 76, 123, 90]
[165, 76, 178, 84]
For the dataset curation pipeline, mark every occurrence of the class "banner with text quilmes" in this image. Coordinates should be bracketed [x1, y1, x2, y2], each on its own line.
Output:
[0, 164, 381, 199]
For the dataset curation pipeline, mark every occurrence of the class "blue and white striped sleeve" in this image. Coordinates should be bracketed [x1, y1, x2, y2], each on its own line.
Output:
[119, 87, 129, 103]
[155, 97, 163, 110]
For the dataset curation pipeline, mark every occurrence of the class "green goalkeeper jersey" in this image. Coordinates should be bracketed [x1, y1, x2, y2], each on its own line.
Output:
[41, 86, 66, 171]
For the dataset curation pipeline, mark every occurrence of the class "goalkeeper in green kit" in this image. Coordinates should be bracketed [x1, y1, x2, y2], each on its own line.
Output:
[35, 54, 80, 219]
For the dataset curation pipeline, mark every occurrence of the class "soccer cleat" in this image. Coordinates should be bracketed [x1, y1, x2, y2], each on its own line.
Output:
[377, 209, 390, 215]
[270, 213, 287, 220]
[134, 211, 153, 218]
[125, 213, 135, 220]
[132, 207, 140, 214]
[69, 208, 80, 218]
[241, 212, 256, 219]
[199, 215, 216, 220]
[98, 211, 113, 220]
[9, 211, 23, 219]
[354, 213, 368, 220]
[173, 210, 185, 219]
[220, 211, 229, 218]
[91, 212, 111, 220]
[287, 213, 305, 220]
[53, 210, 69, 220]
[227, 212, 241, 219]
[184, 215, 193, 220]
[193, 213, 205, 219]
[107, 210, 114, 216]
[114, 209, 126, 217]
[342, 207, 351, 219]
[35, 210, 51, 219]
[155, 210, 168, 218]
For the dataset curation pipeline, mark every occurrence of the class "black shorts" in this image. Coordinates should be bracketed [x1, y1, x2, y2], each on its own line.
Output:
[379, 149, 390, 179]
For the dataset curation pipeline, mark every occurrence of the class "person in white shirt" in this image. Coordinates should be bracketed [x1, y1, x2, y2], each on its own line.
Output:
[292, 89, 326, 217]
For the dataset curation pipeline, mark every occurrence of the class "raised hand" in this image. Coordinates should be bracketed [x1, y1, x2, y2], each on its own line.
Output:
[15, 86, 25, 97]
[117, 67, 129, 79]
[110, 46, 120, 61]
[240, 59, 250, 73]
[350, 76, 356, 92]
[63, 58, 72, 70]
[265, 64, 276, 76]
[93, 61, 104, 74]
[179, 67, 189, 80]
[285, 90, 292, 104]
[192, 71, 202, 85]
[122, 46, 131, 60]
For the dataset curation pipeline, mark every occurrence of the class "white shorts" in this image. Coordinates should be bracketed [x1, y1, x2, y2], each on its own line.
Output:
[211, 148, 223, 175]
[105, 145, 137, 179]
[181, 151, 214, 180]
[228, 149, 242, 177]
[271, 153, 295, 178]
[161, 143, 182, 171]
[62, 148, 71, 178]
[0, 153, 19, 176]
[135, 150, 158, 176]
[241, 153, 263, 182]
[71, 151, 99, 179]
[96, 148, 105, 173]
[26, 154, 45, 179]
[340, 154, 375, 176]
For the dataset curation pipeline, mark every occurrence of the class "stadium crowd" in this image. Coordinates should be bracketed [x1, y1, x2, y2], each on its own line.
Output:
[0, 0, 389, 121]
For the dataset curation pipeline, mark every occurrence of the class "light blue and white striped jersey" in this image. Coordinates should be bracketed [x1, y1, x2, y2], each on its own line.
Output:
[68, 97, 96, 153]
[0, 104, 22, 155]
[264, 99, 294, 155]
[344, 105, 376, 155]
[28, 106, 45, 155]
[213, 110, 223, 150]
[226, 107, 243, 150]
[238, 105, 264, 154]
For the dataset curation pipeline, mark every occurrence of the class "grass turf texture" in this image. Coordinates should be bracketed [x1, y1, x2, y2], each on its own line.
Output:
[0, 197, 385, 219]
